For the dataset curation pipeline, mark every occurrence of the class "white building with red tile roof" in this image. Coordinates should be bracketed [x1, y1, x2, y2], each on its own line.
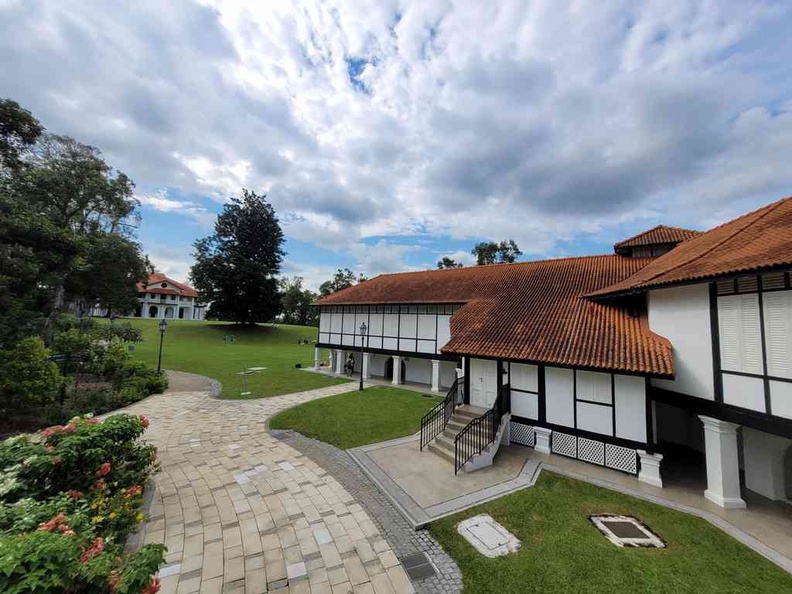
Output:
[312, 196, 792, 510]
[135, 273, 205, 320]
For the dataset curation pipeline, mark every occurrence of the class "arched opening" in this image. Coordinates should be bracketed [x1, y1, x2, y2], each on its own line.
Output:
[148, 306, 158, 318]
[178, 307, 185, 319]
[164, 307, 174, 319]
[384, 358, 406, 382]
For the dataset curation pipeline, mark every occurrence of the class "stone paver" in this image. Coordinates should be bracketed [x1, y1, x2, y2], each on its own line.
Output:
[272, 433, 462, 594]
[123, 374, 419, 593]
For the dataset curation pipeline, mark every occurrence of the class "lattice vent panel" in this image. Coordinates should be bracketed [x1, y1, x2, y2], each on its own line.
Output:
[510, 422, 535, 447]
[578, 437, 605, 465]
[605, 444, 638, 474]
[551, 431, 577, 458]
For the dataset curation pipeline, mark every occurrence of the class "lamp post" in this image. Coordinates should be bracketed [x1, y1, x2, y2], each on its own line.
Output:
[358, 322, 367, 391]
[156, 319, 168, 374]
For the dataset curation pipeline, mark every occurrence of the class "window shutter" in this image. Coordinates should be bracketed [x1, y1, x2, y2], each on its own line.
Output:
[763, 291, 791, 379]
[739, 295, 763, 374]
[718, 297, 740, 371]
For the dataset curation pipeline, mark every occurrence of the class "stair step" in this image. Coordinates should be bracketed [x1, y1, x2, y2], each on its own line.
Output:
[434, 433, 455, 452]
[427, 442, 455, 464]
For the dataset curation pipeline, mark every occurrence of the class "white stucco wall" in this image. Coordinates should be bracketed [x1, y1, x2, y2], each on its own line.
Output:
[649, 284, 715, 400]
[546, 367, 574, 427]
[614, 374, 647, 442]
[405, 357, 431, 384]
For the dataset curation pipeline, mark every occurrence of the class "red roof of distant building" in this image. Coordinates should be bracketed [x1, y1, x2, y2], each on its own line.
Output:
[137, 273, 199, 298]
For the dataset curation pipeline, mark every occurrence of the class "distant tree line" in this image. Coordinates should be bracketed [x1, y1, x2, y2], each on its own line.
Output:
[437, 239, 523, 268]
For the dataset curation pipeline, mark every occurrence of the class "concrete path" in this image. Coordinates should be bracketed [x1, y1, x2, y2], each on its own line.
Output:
[123, 371, 417, 593]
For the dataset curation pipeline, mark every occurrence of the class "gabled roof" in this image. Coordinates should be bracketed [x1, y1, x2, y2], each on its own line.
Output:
[315, 256, 674, 377]
[614, 225, 701, 249]
[137, 273, 199, 298]
[590, 196, 792, 298]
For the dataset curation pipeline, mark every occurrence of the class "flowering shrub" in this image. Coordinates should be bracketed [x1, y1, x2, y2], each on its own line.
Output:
[0, 414, 164, 593]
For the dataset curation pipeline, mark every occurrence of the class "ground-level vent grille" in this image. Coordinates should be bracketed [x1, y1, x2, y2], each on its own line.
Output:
[551, 431, 577, 458]
[605, 443, 638, 474]
[510, 422, 535, 447]
[578, 437, 605, 465]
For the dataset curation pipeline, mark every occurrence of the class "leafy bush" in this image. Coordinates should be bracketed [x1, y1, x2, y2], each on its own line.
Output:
[0, 414, 164, 593]
[0, 337, 62, 409]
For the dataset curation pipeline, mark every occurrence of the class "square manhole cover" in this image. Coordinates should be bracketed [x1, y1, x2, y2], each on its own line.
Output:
[399, 553, 436, 580]
[590, 514, 665, 548]
[457, 514, 521, 558]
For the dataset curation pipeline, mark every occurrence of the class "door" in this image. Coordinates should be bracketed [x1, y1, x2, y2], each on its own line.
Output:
[470, 359, 498, 408]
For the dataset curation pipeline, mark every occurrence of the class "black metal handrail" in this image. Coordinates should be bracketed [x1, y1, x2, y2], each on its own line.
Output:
[454, 383, 510, 474]
[420, 379, 459, 450]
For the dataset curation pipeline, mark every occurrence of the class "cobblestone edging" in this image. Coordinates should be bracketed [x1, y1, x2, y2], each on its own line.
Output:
[271, 429, 464, 594]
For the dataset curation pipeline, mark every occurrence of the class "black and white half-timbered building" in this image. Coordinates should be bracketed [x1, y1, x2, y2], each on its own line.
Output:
[312, 196, 792, 510]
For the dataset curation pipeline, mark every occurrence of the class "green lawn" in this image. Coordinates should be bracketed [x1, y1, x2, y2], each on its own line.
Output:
[123, 319, 348, 399]
[269, 386, 443, 449]
[429, 471, 792, 594]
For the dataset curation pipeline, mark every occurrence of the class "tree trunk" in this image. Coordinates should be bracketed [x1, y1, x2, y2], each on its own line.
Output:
[44, 279, 66, 346]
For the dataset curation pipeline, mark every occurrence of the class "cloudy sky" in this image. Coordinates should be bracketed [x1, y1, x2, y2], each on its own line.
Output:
[2, 0, 791, 289]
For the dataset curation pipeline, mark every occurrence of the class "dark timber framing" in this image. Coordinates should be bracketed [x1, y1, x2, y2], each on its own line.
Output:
[710, 270, 792, 420]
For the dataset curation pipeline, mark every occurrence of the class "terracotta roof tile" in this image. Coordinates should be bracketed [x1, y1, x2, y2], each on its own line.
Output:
[136, 273, 199, 298]
[316, 256, 673, 376]
[591, 196, 792, 298]
[614, 225, 701, 249]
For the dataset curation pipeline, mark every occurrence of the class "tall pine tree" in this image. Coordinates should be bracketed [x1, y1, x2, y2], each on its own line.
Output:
[191, 190, 284, 324]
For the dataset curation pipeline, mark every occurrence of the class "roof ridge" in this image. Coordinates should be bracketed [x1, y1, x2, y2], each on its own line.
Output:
[619, 198, 787, 287]
[371, 252, 631, 280]
[613, 223, 701, 248]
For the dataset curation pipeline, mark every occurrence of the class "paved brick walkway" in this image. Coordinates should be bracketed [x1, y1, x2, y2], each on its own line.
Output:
[272, 432, 462, 594]
[123, 375, 418, 593]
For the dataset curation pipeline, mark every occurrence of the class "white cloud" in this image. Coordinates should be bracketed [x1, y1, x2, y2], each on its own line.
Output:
[136, 189, 216, 227]
[2, 0, 792, 270]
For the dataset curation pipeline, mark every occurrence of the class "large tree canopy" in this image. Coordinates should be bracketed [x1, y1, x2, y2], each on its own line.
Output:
[190, 189, 284, 324]
[0, 100, 147, 346]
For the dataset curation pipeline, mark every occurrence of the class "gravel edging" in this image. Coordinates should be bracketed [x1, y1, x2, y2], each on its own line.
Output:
[271, 429, 463, 594]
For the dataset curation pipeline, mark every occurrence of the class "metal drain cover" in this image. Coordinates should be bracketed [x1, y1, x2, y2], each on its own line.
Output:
[590, 514, 665, 548]
[399, 553, 436, 580]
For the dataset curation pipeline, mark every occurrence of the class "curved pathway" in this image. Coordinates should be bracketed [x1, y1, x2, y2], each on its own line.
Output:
[123, 372, 417, 594]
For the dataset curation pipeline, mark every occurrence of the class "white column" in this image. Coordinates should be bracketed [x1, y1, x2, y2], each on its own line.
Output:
[334, 350, 344, 375]
[392, 356, 402, 385]
[314, 347, 321, 370]
[362, 353, 371, 379]
[743, 427, 791, 501]
[534, 427, 552, 454]
[431, 360, 441, 392]
[699, 416, 746, 508]
[637, 451, 664, 488]
[141, 302, 149, 318]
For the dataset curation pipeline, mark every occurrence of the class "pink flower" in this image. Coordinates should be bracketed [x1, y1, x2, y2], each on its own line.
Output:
[139, 415, 150, 429]
[80, 537, 104, 562]
[150, 452, 158, 462]
[45, 444, 54, 453]
[51, 456, 61, 466]
[91, 479, 106, 492]
[62, 423, 76, 434]
[40, 425, 63, 438]
[85, 417, 100, 425]
[38, 513, 68, 532]
[95, 462, 111, 477]
[125, 485, 143, 498]
[142, 577, 161, 594]
[67, 490, 84, 500]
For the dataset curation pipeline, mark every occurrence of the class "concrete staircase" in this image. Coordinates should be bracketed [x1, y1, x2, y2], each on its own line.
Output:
[427, 405, 487, 465]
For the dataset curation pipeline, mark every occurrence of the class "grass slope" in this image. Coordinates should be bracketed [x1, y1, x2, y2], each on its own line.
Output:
[124, 319, 348, 399]
[269, 386, 443, 449]
[429, 471, 792, 594]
